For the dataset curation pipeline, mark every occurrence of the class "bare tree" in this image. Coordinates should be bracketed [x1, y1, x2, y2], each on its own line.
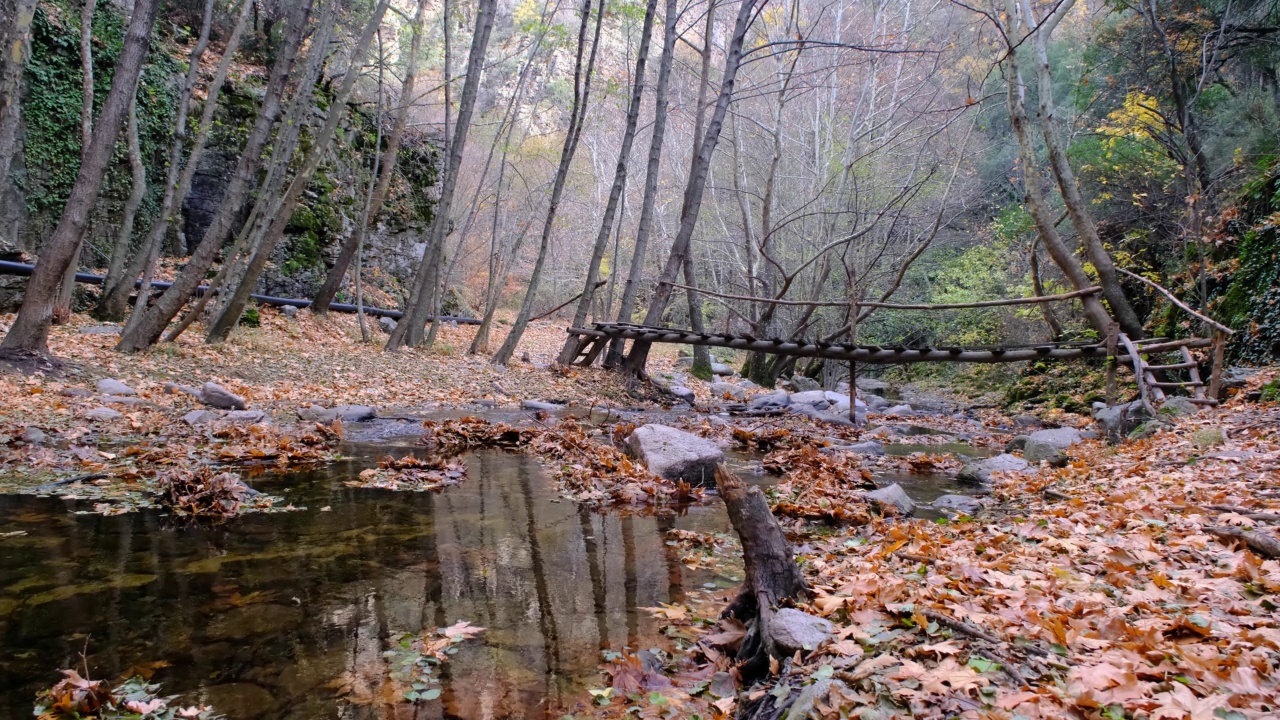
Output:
[0, 0, 161, 357]
[0, 0, 39, 247]
[387, 0, 501, 350]
[491, 0, 606, 365]
[116, 0, 314, 353]
[555, 0, 659, 365]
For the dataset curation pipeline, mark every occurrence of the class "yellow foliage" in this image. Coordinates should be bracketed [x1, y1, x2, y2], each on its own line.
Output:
[1099, 91, 1163, 140]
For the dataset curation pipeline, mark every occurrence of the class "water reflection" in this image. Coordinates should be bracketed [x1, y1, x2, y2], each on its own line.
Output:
[0, 450, 730, 720]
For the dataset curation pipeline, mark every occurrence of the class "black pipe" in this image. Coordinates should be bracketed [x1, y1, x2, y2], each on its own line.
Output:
[0, 260, 480, 325]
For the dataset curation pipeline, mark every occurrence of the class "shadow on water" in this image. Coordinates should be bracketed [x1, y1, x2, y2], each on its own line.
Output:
[0, 450, 735, 720]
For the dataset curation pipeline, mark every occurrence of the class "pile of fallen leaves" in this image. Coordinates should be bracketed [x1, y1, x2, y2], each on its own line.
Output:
[420, 416, 705, 506]
[763, 445, 876, 523]
[34, 669, 218, 720]
[345, 454, 467, 492]
[155, 466, 291, 517]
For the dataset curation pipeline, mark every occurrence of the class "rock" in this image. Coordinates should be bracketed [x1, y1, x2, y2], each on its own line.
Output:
[1013, 414, 1042, 428]
[182, 410, 219, 425]
[61, 387, 94, 398]
[378, 316, 396, 333]
[1129, 418, 1172, 440]
[78, 325, 121, 335]
[201, 382, 246, 410]
[1026, 427, 1082, 450]
[281, 304, 298, 318]
[675, 356, 694, 366]
[625, 424, 724, 484]
[865, 394, 890, 410]
[750, 390, 791, 410]
[334, 404, 376, 422]
[708, 382, 746, 400]
[22, 426, 46, 444]
[521, 399, 566, 412]
[790, 390, 830, 409]
[710, 362, 736, 376]
[1192, 427, 1225, 448]
[224, 410, 267, 424]
[823, 391, 865, 415]
[791, 376, 821, 392]
[1160, 396, 1199, 417]
[786, 677, 850, 720]
[883, 404, 914, 416]
[1094, 400, 1150, 443]
[96, 378, 136, 396]
[708, 672, 736, 699]
[856, 377, 891, 395]
[932, 494, 983, 515]
[83, 407, 123, 421]
[668, 385, 696, 404]
[97, 395, 147, 407]
[846, 440, 885, 456]
[865, 483, 915, 516]
[769, 608, 833, 655]
[1023, 439, 1066, 466]
[1005, 435, 1030, 452]
[957, 453, 1029, 484]
[788, 403, 862, 427]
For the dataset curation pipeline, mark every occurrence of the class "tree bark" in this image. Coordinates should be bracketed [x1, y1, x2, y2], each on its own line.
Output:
[1, 0, 159, 356]
[622, 0, 759, 376]
[387, 0, 499, 350]
[98, 0, 239, 322]
[603, 0, 677, 368]
[115, 0, 312, 353]
[313, 0, 431, 317]
[0, 0, 39, 248]
[490, 0, 605, 365]
[555, 0, 657, 365]
[205, 0, 391, 342]
[682, 0, 718, 379]
[98, 98, 146, 310]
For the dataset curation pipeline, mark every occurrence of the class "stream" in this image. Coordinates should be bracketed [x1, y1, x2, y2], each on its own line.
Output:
[0, 426, 986, 719]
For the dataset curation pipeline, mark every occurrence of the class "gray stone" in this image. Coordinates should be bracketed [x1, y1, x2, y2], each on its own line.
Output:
[281, 304, 298, 318]
[96, 378, 136, 396]
[625, 424, 724, 484]
[790, 390, 831, 409]
[846, 440, 885, 456]
[78, 325, 121, 335]
[1026, 427, 1082, 450]
[1095, 400, 1150, 443]
[856, 377, 891, 395]
[769, 608, 833, 655]
[708, 382, 747, 400]
[334, 404, 376, 422]
[788, 403, 862, 427]
[1160, 396, 1199, 417]
[1130, 418, 1172, 440]
[1005, 435, 1030, 452]
[675, 355, 694, 366]
[750, 390, 791, 410]
[83, 407, 123, 421]
[97, 395, 146, 407]
[224, 410, 268, 424]
[786, 678, 849, 720]
[883, 404, 914, 416]
[1023, 439, 1066, 466]
[823, 391, 865, 415]
[378, 316, 396, 333]
[708, 672, 736, 699]
[932, 494, 984, 515]
[865, 394, 890, 410]
[1013, 414, 1042, 428]
[182, 410, 219, 425]
[521, 400, 566, 412]
[61, 387, 94, 398]
[710, 362, 736, 376]
[865, 483, 915, 516]
[957, 453, 1029, 484]
[791, 376, 821, 392]
[22, 426, 46, 444]
[201, 382, 246, 410]
[669, 385, 696, 404]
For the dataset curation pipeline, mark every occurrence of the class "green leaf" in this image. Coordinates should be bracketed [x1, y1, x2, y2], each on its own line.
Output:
[968, 656, 999, 673]
[422, 688, 442, 701]
[814, 665, 834, 680]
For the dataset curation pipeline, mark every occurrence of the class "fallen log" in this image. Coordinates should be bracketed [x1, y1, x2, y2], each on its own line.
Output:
[1205, 525, 1280, 559]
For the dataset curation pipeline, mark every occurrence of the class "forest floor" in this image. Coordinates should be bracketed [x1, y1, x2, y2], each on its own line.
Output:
[2, 307, 1279, 720]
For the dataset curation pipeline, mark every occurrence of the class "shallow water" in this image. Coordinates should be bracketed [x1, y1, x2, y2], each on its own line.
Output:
[0, 449, 738, 720]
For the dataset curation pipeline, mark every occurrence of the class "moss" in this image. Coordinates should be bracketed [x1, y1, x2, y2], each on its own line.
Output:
[1261, 380, 1280, 402]
[690, 360, 714, 381]
[238, 306, 260, 328]
[1191, 427, 1225, 448]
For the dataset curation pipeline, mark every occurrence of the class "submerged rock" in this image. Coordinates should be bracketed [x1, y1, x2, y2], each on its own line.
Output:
[957, 453, 1029, 484]
[625, 424, 724, 484]
[769, 608, 833, 655]
[865, 483, 915, 516]
[520, 400, 566, 412]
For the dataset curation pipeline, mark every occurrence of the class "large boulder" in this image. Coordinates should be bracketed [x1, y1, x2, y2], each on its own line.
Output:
[865, 483, 915, 516]
[1023, 439, 1066, 466]
[1025, 427, 1082, 450]
[769, 608, 833, 655]
[710, 362, 737, 377]
[750, 390, 791, 411]
[791, 376, 821, 392]
[957, 453, 1029, 484]
[856, 377, 891, 396]
[1094, 400, 1150, 443]
[789, 390, 830, 409]
[625, 424, 724, 484]
[1160, 396, 1199, 417]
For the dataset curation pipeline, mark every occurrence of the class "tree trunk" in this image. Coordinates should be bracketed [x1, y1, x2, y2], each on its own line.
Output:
[622, 0, 759, 376]
[205, 0, 391, 343]
[1023, 0, 1143, 339]
[0, 0, 39, 248]
[555, 0, 657, 365]
[386, 0, 499, 350]
[603, 0, 677, 368]
[115, 0, 312, 353]
[313, 0, 431, 317]
[1, 0, 159, 357]
[715, 465, 808, 680]
[98, 98, 146, 310]
[490, 0, 605, 365]
[98, 0, 238, 322]
[683, 0, 718, 379]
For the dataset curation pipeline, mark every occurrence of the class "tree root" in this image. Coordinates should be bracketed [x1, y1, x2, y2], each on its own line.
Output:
[1205, 525, 1280, 558]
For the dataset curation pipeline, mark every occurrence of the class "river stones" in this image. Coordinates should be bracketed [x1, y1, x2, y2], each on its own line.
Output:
[883, 404, 914, 416]
[1005, 435, 1030, 452]
[1026, 427, 1082, 449]
[750, 390, 790, 411]
[933, 494, 984, 515]
[708, 381, 747, 400]
[865, 483, 915, 516]
[957, 453, 1029, 484]
[521, 399, 566, 412]
[96, 378, 136, 396]
[1023, 439, 1067, 466]
[769, 608, 833, 654]
[711, 362, 737, 377]
[625, 424, 724, 484]
[791, 376, 821, 392]
[790, 390, 831, 409]
[668, 385, 696, 404]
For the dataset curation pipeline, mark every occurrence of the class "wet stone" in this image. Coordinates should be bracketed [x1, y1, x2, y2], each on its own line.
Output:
[521, 400, 566, 412]
[205, 603, 303, 641]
